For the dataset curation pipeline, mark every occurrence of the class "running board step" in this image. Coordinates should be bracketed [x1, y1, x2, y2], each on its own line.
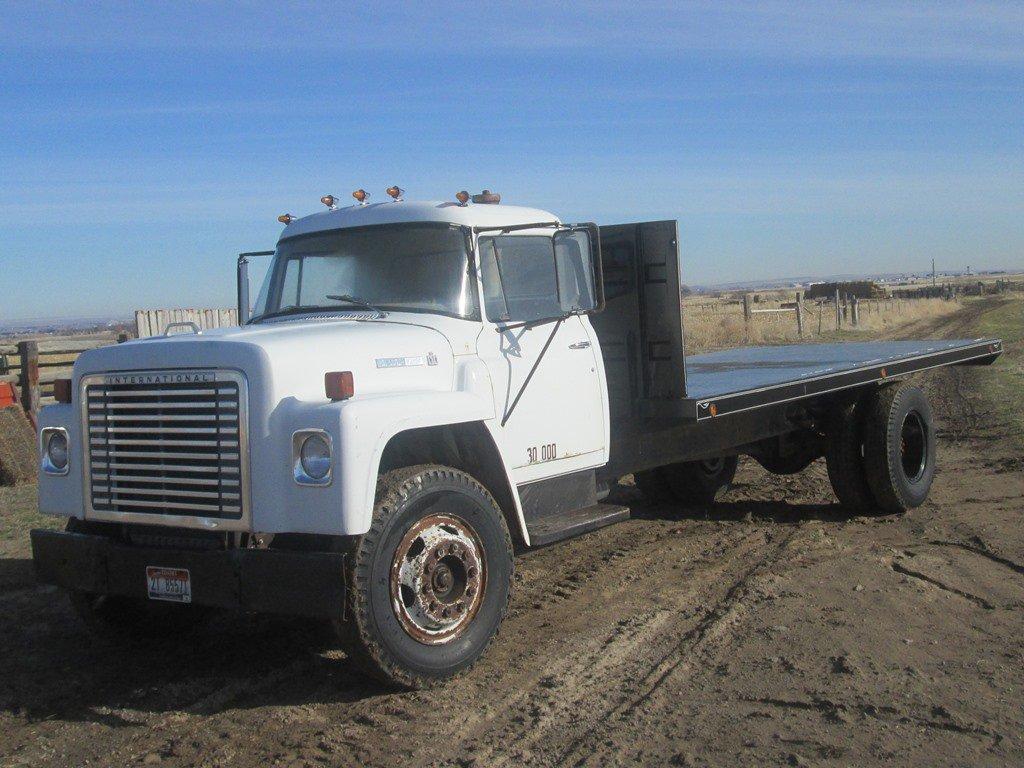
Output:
[526, 503, 630, 547]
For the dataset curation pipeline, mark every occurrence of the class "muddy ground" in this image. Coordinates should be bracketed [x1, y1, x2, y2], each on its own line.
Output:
[1, 298, 1021, 767]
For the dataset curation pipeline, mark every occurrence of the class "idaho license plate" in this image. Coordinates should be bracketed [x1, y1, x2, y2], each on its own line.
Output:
[146, 566, 192, 603]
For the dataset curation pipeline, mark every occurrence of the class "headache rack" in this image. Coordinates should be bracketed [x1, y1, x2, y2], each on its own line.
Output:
[81, 370, 250, 530]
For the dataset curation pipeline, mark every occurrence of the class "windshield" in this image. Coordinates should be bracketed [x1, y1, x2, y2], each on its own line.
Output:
[251, 224, 478, 321]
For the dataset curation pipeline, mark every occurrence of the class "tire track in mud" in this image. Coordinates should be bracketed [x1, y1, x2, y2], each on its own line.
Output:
[11, 515, 755, 767]
[446, 528, 789, 768]
[531, 529, 801, 768]
[205, 523, 770, 768]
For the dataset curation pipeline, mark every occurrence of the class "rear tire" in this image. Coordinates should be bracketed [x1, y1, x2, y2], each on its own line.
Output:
[635, 456, 738, 507]
[826, 399, 876, 511]
[862, 383, 936, 512]
[337, 465, 514, 689]
[633, 468, 674, 503]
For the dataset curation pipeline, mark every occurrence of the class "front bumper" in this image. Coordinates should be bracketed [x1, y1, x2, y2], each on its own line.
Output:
[30, 529, 347, 619]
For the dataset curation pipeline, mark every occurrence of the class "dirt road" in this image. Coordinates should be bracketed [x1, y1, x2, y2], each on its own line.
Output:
[1, 298, 1022, 767]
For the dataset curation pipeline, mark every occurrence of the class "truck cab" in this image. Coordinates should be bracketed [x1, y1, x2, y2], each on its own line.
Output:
[31, 190, 1001, 688]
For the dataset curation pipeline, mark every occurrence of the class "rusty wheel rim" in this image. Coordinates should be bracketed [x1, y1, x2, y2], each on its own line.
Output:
[390, 514, 486, 645]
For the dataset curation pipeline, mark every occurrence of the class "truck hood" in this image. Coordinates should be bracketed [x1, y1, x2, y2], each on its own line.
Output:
[73, 316, 467, 404]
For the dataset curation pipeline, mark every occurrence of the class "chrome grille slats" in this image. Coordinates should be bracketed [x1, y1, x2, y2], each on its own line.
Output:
[85, 374, 245, 520]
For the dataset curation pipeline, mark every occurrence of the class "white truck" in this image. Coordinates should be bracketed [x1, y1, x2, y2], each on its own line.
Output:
[31, 189, 1002, 688]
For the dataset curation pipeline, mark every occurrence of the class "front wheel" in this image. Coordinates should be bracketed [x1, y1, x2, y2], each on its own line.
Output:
[337, 465, 514, 689]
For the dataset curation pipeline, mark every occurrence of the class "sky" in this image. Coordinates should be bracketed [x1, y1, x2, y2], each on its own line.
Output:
[1, 1, 1022, 321]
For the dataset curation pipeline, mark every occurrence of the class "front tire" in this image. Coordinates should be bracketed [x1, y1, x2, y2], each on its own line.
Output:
[338, 465, 514, 689]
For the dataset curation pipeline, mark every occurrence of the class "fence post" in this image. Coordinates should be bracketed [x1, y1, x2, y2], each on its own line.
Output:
[834, 289, 841, 330]
[17, 340, 39, 424]
[742, 294, 752, 322]
[795, 292, 804, 337]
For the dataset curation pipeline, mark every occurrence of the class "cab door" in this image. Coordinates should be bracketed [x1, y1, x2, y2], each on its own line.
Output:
[475, 230, 608, 485]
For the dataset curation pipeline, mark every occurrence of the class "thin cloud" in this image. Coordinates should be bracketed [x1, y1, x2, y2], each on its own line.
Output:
[2, 1, 1022, 64]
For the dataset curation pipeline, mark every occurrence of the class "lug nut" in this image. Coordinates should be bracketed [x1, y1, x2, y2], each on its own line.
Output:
[466, 587, 475, 597]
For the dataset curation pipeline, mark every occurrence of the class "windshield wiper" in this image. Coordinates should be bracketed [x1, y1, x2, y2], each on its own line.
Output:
[496, 308, 582, 332]
[248, 305, 341, 323]
[326, 294, 388, 316]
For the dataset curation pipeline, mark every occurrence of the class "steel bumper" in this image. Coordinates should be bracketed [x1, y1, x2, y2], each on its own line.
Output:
[30, 529, 347, 619]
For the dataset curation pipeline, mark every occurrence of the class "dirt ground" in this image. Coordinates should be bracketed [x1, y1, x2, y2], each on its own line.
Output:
[1, 298, 1021, 768]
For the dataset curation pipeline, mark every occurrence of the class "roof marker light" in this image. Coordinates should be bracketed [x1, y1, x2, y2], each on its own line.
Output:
[352, 189, 369, 204]
[455, 190, 470, 206]
[386, 186, 404, 201]
[472, 189, 501, 204]
[278, 213, 296, 224]
[321, 194, 338, 209]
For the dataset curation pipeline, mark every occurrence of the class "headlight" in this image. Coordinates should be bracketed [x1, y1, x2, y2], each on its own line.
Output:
[42, 428, 70, 475]
[293, 430, 332, 486]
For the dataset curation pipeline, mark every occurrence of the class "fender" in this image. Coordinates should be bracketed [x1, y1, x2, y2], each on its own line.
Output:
[333, 391, 528, 541]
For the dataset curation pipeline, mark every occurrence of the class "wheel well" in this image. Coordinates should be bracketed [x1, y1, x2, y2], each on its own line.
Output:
[379, 423, 523, 544]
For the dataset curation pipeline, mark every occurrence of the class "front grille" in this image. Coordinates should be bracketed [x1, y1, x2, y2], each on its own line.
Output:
[85, 374, 245, 519]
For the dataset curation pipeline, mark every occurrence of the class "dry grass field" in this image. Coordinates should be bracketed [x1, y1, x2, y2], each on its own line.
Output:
[683, 294, 960, 352]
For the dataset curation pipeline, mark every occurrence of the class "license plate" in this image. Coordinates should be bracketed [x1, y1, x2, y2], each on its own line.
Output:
[146, 566, 192, 604]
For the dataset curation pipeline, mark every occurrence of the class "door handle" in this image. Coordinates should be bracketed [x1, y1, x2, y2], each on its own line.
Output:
[569, 341, 591, 350]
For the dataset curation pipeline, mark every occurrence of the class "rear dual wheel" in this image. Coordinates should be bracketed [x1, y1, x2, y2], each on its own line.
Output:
[337, 465, 513, 689]
[826, 383, 936, 513]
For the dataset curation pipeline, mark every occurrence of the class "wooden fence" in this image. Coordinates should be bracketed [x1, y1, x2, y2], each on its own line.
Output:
[1, 308, 237, 425]
[135, 308, 238, 338]
[0, 339, 112, 425]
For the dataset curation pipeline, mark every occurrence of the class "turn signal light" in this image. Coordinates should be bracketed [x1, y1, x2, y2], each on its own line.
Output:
[386, 185, 404, 200]
[53, 378, 72, 404]
[325, 371, 355, 401]
[352, 189, 368, 204]
[278, 213, 295, 224]
[321, 194, 337, 209]
[455, 190, 470, 205]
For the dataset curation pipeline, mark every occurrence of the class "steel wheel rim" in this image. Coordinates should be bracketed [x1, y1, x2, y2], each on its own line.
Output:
[900, 410, 928, 483]
[390, 514, 486, 645]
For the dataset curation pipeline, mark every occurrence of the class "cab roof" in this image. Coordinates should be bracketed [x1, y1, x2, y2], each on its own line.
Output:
[278, 200, 562, 242]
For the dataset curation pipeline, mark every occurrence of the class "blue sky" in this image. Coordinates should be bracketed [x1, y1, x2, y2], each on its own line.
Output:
[1, 1, 1022, 321]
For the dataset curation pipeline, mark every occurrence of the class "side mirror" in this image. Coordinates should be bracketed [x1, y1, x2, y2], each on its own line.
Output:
[237, 250, 275, 324]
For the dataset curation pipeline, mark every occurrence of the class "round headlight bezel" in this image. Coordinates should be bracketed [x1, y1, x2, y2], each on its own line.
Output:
[299, 433, 332, 481]
[43, 429, 69, 474]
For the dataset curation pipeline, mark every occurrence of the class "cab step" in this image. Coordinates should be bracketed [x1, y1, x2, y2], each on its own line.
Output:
[525, 503, 630, 547]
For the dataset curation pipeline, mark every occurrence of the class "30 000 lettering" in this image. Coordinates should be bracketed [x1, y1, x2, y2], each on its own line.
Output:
[527, 443, 557, 464]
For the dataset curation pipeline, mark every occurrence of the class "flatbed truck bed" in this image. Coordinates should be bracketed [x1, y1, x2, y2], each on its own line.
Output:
[681, 338, 1003, 421]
